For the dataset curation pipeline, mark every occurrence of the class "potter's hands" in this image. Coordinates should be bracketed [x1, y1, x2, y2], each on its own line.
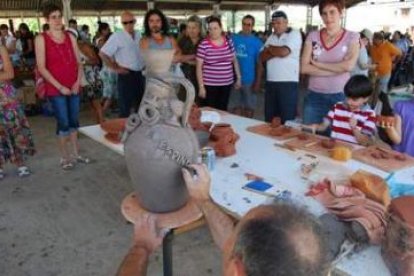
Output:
[199, 86, 206, 99]
[182, 164, 211, 204]
[133, 214, 167, 254]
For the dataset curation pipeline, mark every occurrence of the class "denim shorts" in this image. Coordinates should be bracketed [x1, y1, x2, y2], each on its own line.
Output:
[49, 94, 80, 137]
[230, 84, 257, 110]
[303, 90, 345, 124]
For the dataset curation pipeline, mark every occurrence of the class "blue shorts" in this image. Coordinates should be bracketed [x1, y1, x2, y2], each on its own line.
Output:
[49, 94, 80, 137]
[303, 90, 345, 124]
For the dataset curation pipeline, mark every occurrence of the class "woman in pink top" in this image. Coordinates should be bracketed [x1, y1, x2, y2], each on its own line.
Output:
[301, 0, 359, 125]
[35, 3, 89, 170]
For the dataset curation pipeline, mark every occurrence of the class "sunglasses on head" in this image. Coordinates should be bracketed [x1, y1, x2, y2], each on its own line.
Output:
[122, 20, 135, 25]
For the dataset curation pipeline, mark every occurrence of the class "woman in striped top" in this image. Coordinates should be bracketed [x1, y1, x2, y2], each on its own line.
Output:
[196, 16, 241, 111]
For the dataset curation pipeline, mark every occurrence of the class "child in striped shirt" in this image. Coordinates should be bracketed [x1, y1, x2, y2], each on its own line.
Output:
[306, 75, 376, 145]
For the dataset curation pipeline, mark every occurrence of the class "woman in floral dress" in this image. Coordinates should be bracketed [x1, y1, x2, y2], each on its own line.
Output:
[0, 45, 35, 179]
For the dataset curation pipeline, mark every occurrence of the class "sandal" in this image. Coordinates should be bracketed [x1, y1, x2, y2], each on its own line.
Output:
[60, 158, 74, 171]
[74, 155, 91, 164]
[17, 166, 31, 177]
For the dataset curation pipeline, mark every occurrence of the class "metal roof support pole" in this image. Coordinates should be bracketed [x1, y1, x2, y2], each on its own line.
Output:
[306, 5, 312, 33]
[265, 5, 271, 32]
[37, 15, 41, 33]
[341, 8, 347, 28]
[213, 3, 221, 17]
[62, 0, 72, 26]
[231, 10, 236, 33]
[147, 1, 155, 11]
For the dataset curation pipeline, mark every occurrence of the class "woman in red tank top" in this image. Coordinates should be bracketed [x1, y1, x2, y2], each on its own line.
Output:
[35, 3, 90, 170]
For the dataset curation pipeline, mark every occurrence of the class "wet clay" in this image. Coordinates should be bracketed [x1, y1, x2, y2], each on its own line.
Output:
[209, 123, 239, 157]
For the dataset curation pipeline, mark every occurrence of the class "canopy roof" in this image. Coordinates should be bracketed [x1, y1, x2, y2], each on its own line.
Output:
[0, 0, 365, 15]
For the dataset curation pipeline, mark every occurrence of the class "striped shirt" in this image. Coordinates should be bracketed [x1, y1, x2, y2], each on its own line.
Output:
[324, 102, 376, 144]
[196, 36, 235, 86]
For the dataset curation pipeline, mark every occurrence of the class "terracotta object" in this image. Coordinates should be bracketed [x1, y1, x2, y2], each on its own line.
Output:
[270, 117, 281, 128]
[382, 196, 414, 275]
[245, 173, 264, 181]
[321, 138, 336, 149]
[350, 170, 391, 206]
[123, 50, 199, 213]
[377, 115, 395, 127]
[209, 123, 239, 157]
[331, 146, 352, 161]
[188, 104, 206, 131]
[297, 133, 309, 141]
[269, 126, 291, 137]
[100, 118, 127, 143]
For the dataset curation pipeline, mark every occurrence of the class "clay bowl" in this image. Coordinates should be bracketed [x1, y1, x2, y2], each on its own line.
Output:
[195, 130, 210, 148]
[100, 118, 127, 134]
[210, 123, 233, 140]
[270, 117, 282, 128]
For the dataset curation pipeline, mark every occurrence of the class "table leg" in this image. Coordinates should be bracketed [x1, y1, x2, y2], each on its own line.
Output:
[163, 230, 174, 276]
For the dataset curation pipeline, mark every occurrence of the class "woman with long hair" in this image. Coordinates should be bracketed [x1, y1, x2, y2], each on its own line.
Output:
[35, 3, 89, 170]
[18, 23, 35, 67]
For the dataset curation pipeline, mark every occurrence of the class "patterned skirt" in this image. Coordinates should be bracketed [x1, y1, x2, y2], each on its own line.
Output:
[0, 106, 36, 166]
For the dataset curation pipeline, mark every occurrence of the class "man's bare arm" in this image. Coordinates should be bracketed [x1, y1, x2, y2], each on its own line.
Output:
[117, 246, 150, 276]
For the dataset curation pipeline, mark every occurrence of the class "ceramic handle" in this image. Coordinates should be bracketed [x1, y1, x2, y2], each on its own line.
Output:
[168, 76, 195, 127]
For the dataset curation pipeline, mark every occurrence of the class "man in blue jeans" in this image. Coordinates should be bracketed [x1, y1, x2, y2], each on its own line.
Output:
[254, 11, 302, 123]
[100, 11, 145, 118]
[230, 15, 263, 118]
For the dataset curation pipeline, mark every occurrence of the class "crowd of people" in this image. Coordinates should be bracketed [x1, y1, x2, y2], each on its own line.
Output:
[0, 0, 412, 177]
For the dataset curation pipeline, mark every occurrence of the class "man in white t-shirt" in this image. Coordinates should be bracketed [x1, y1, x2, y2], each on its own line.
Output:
[254, 11, 302, 123]
[99, 11, 145, 118]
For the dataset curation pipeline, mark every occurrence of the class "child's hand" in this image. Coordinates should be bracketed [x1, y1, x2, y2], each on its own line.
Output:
[349, 117, 358, 129]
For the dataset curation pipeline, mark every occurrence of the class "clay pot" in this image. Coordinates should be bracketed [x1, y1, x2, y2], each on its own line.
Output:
[271, 117, 282, 128]
[209, 123, 239, 157]
[100, 118, 127, 143]
[123, 70, 199, 213]
[377, 115, 395, 127]
[321, 138, 336, 149]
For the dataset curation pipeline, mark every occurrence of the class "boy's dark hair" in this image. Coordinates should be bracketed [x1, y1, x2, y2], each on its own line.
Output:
[42, 2, 62, 19]
[344, 75, 373, 99]
[0, 24, 8, 30]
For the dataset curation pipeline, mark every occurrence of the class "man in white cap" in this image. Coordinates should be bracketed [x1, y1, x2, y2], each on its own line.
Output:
[254, 10, 302, 124]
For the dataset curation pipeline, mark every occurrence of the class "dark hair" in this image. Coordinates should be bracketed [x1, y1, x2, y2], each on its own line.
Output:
[318, 0, 345, 15]
[18, 23, 30, 33]
[143, 9, 169, 37]
[81, 24, 89, 32]
[69, 19, 77, 25]
[373, 32, 384, 41]
[378, 91, 394, 116]
[179, 23, 187, 33]
[206, 16, 222, 28]
[0, 24, 8, 30]
[42, 23, 50, 32]
[233, 204, 329, 276]
[344, 75, 373, 99]
[42, 2, 62, 19]
[98, 22, 110, 33]
[242, 14, 255, 26]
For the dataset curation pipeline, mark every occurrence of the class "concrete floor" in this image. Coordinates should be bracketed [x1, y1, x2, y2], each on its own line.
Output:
[0, 106, 224, 276]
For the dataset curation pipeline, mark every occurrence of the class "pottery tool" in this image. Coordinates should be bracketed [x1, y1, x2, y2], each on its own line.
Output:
[304, 141, 319, 148]
[274, 143, 296, 152]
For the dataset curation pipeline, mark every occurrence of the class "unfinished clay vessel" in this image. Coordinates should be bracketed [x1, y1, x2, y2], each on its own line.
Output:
[321, 138, 336, 149]
[123, 49, 199, 213]
[100, 118, 127, 144]
[209, 123, 239, 157]
[382, 196, 414, 275]
[270, 117, 282, 128]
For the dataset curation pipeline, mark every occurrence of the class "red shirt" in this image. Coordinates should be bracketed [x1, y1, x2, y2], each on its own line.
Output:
[325, 102, 376, 144]
[43, 31, 78, 97]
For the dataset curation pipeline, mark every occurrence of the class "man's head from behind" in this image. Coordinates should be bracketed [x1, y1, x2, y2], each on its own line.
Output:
[223, 204, 329, 276]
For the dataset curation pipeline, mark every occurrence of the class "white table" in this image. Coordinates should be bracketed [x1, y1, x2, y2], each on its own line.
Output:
[79, 113, 414, 276]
